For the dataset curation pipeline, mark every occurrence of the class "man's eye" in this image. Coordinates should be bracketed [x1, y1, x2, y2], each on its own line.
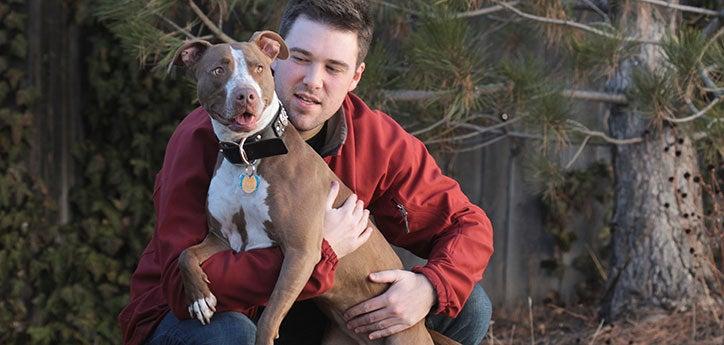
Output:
[212, 67, 224, 76]
[326, 66, 341, 74]
[292, 56, 307, 63]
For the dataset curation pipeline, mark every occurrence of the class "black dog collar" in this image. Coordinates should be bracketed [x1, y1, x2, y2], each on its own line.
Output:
[219, 104, 289, 164]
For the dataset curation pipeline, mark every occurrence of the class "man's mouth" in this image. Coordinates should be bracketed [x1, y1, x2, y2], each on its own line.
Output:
[294, 93, 321, 105]
[228, 111, 257, 132]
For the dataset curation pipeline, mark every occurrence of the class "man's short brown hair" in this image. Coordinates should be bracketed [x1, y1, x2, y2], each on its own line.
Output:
[279, 0, 373, 65]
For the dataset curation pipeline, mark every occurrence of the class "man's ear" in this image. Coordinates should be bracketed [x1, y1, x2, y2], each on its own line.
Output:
[347, 62, 366, 92]
[250, 31, 289, 61]
[169, 39, 212, 72]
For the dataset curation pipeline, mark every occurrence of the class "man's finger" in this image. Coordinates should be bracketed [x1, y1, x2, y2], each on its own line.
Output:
[353, 317, 399, 334]
[326, 180, 340, 209]
[368, 270, 403, 284]
[341, 193, 358, 212]
[344, 294, 387, 320]
[346, 308, 389, 329]
[353, 199, 364, 216]
[369, 324, 409, 340]
[359, 227, 373, 242]
[357, 210, 370, 229]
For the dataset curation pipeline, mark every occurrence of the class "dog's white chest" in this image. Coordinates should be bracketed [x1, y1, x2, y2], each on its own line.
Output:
[207, 160, 275, 252]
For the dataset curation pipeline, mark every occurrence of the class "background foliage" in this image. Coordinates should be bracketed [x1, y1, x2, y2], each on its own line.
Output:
[1, 1, 196, 342]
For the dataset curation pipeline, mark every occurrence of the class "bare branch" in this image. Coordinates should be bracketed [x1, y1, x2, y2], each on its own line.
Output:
[454, 134, 510, 152]
[425, 117, 523, 144]
[495, 1, 659, 44]
[578, 0, 611, 23]
[639, 0, 720, 16]
[567, 120, 643, 144]
[561, 89, 629, 104]
[188, 0, 235, 43]
[156, 14, 196, 40]
[454, 1, 521, 18]
[565, 135, 592, 169]
[663, 96, 723, 123]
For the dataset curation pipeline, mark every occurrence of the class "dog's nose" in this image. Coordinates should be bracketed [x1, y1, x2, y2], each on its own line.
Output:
[235, 87, 258, 107]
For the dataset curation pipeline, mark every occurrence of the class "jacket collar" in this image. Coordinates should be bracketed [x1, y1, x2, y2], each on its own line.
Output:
[317, 107, 348, 158]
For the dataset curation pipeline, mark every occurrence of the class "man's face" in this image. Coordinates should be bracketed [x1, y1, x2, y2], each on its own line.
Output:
[273, 16, 365, 136]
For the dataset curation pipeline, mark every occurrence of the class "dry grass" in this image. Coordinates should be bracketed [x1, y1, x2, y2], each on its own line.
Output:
[485, 302, 723, 345]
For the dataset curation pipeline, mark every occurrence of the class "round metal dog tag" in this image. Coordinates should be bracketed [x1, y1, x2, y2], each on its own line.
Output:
[240, 174, 259, 194]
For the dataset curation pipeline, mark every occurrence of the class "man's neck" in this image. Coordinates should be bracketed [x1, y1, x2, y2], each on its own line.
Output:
[299, 124, 324, 141]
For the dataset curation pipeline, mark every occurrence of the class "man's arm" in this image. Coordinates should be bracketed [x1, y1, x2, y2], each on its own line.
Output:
[344, 112, 493, 338]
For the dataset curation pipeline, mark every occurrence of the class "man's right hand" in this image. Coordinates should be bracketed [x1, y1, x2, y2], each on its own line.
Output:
[324, 180, 372, 258]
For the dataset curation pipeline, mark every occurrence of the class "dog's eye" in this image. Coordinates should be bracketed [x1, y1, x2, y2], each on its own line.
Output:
[256, 65, 263, 73]
[212, 67, 224, 76]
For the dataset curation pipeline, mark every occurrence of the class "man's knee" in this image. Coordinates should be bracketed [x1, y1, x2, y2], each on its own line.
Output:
[148, 311, 256, 345]
[461, 284, 493, 338]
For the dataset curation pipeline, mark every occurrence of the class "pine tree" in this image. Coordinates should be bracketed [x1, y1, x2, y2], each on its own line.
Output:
[95, 0, 722, 321]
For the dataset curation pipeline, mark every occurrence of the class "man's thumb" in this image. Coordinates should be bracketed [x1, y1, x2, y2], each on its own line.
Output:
[326, 180, 340, 209]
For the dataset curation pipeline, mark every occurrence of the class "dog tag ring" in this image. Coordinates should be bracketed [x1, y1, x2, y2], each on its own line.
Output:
[240, 165, 259, 194]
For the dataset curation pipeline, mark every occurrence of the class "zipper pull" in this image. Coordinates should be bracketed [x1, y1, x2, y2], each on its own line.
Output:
[394, 199, 410, 234]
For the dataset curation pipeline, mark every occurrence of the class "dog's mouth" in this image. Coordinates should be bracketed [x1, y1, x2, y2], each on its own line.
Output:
[228, 111, 257, 132]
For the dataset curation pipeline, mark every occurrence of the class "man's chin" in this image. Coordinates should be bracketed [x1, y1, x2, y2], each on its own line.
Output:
[288, 113, 320, 132]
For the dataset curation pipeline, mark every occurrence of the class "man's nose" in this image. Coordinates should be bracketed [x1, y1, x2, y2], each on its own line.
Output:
[302, 65, 323, 90]
[234, 87, 259, 108]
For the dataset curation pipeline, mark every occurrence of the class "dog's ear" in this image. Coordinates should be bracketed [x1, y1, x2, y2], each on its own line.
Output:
[250, 31, 289, 61]
[169, 39, 212, 72]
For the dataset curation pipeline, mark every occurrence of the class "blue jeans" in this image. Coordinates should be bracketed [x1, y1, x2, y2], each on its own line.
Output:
[147, 285, 491, 345]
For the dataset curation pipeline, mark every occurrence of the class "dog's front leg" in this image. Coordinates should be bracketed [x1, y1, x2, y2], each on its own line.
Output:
[178, 233, 228, 324]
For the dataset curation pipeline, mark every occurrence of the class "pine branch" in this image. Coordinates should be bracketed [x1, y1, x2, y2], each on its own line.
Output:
[662, 95, 723, 123]
[188, 0, 235, 43]
[494, 1, 659, 44]
[381, 87, 629, 104]
[639, 0, 720, 16]
[370, 0, 520, 19]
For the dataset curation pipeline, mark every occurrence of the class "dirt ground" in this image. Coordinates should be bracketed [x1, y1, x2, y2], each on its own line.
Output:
[484, 302, 723, 345]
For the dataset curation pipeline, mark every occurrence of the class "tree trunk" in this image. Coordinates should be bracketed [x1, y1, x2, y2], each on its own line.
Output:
[603, 1, 718, 319]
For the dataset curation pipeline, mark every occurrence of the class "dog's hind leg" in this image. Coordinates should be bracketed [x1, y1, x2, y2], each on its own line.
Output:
[178, 233, 229, 325]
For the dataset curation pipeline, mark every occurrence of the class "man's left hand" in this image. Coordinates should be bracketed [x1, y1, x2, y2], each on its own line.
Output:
[343, 270, 436, 340]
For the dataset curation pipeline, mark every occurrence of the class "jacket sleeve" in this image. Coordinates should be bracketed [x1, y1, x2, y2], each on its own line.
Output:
[370, 118, 493, 318]
[155, 116, 338, 319]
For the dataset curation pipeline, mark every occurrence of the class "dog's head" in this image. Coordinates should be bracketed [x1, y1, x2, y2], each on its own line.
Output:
[173, 31, 289, 140]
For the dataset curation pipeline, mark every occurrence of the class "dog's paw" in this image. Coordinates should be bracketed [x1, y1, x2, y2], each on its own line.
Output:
[188, 293, 217, 325]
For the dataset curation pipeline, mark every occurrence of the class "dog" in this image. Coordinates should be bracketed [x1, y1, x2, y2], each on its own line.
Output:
[171, 31, 459, 345]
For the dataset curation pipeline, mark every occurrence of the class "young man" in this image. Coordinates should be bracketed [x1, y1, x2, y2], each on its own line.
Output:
[118, 1, 493, 345]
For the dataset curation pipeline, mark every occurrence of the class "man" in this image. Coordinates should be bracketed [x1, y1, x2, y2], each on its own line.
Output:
[118, 1, 493, 345]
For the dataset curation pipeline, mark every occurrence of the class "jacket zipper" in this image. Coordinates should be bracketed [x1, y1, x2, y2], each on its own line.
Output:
[392, 198, 411, 234]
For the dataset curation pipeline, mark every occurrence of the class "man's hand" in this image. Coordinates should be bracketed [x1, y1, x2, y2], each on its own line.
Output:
[323, 181, 372, 258]
[343, 270, 436, 340]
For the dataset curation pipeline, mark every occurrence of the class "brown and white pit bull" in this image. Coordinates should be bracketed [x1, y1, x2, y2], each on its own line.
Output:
[172, 31, 459, 345]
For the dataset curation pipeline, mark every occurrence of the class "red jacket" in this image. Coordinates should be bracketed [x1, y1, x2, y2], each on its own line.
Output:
[118, 93, 493, 345]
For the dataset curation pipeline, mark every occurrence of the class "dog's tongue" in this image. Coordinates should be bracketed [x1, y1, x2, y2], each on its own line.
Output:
[230, 113, 257, 131]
